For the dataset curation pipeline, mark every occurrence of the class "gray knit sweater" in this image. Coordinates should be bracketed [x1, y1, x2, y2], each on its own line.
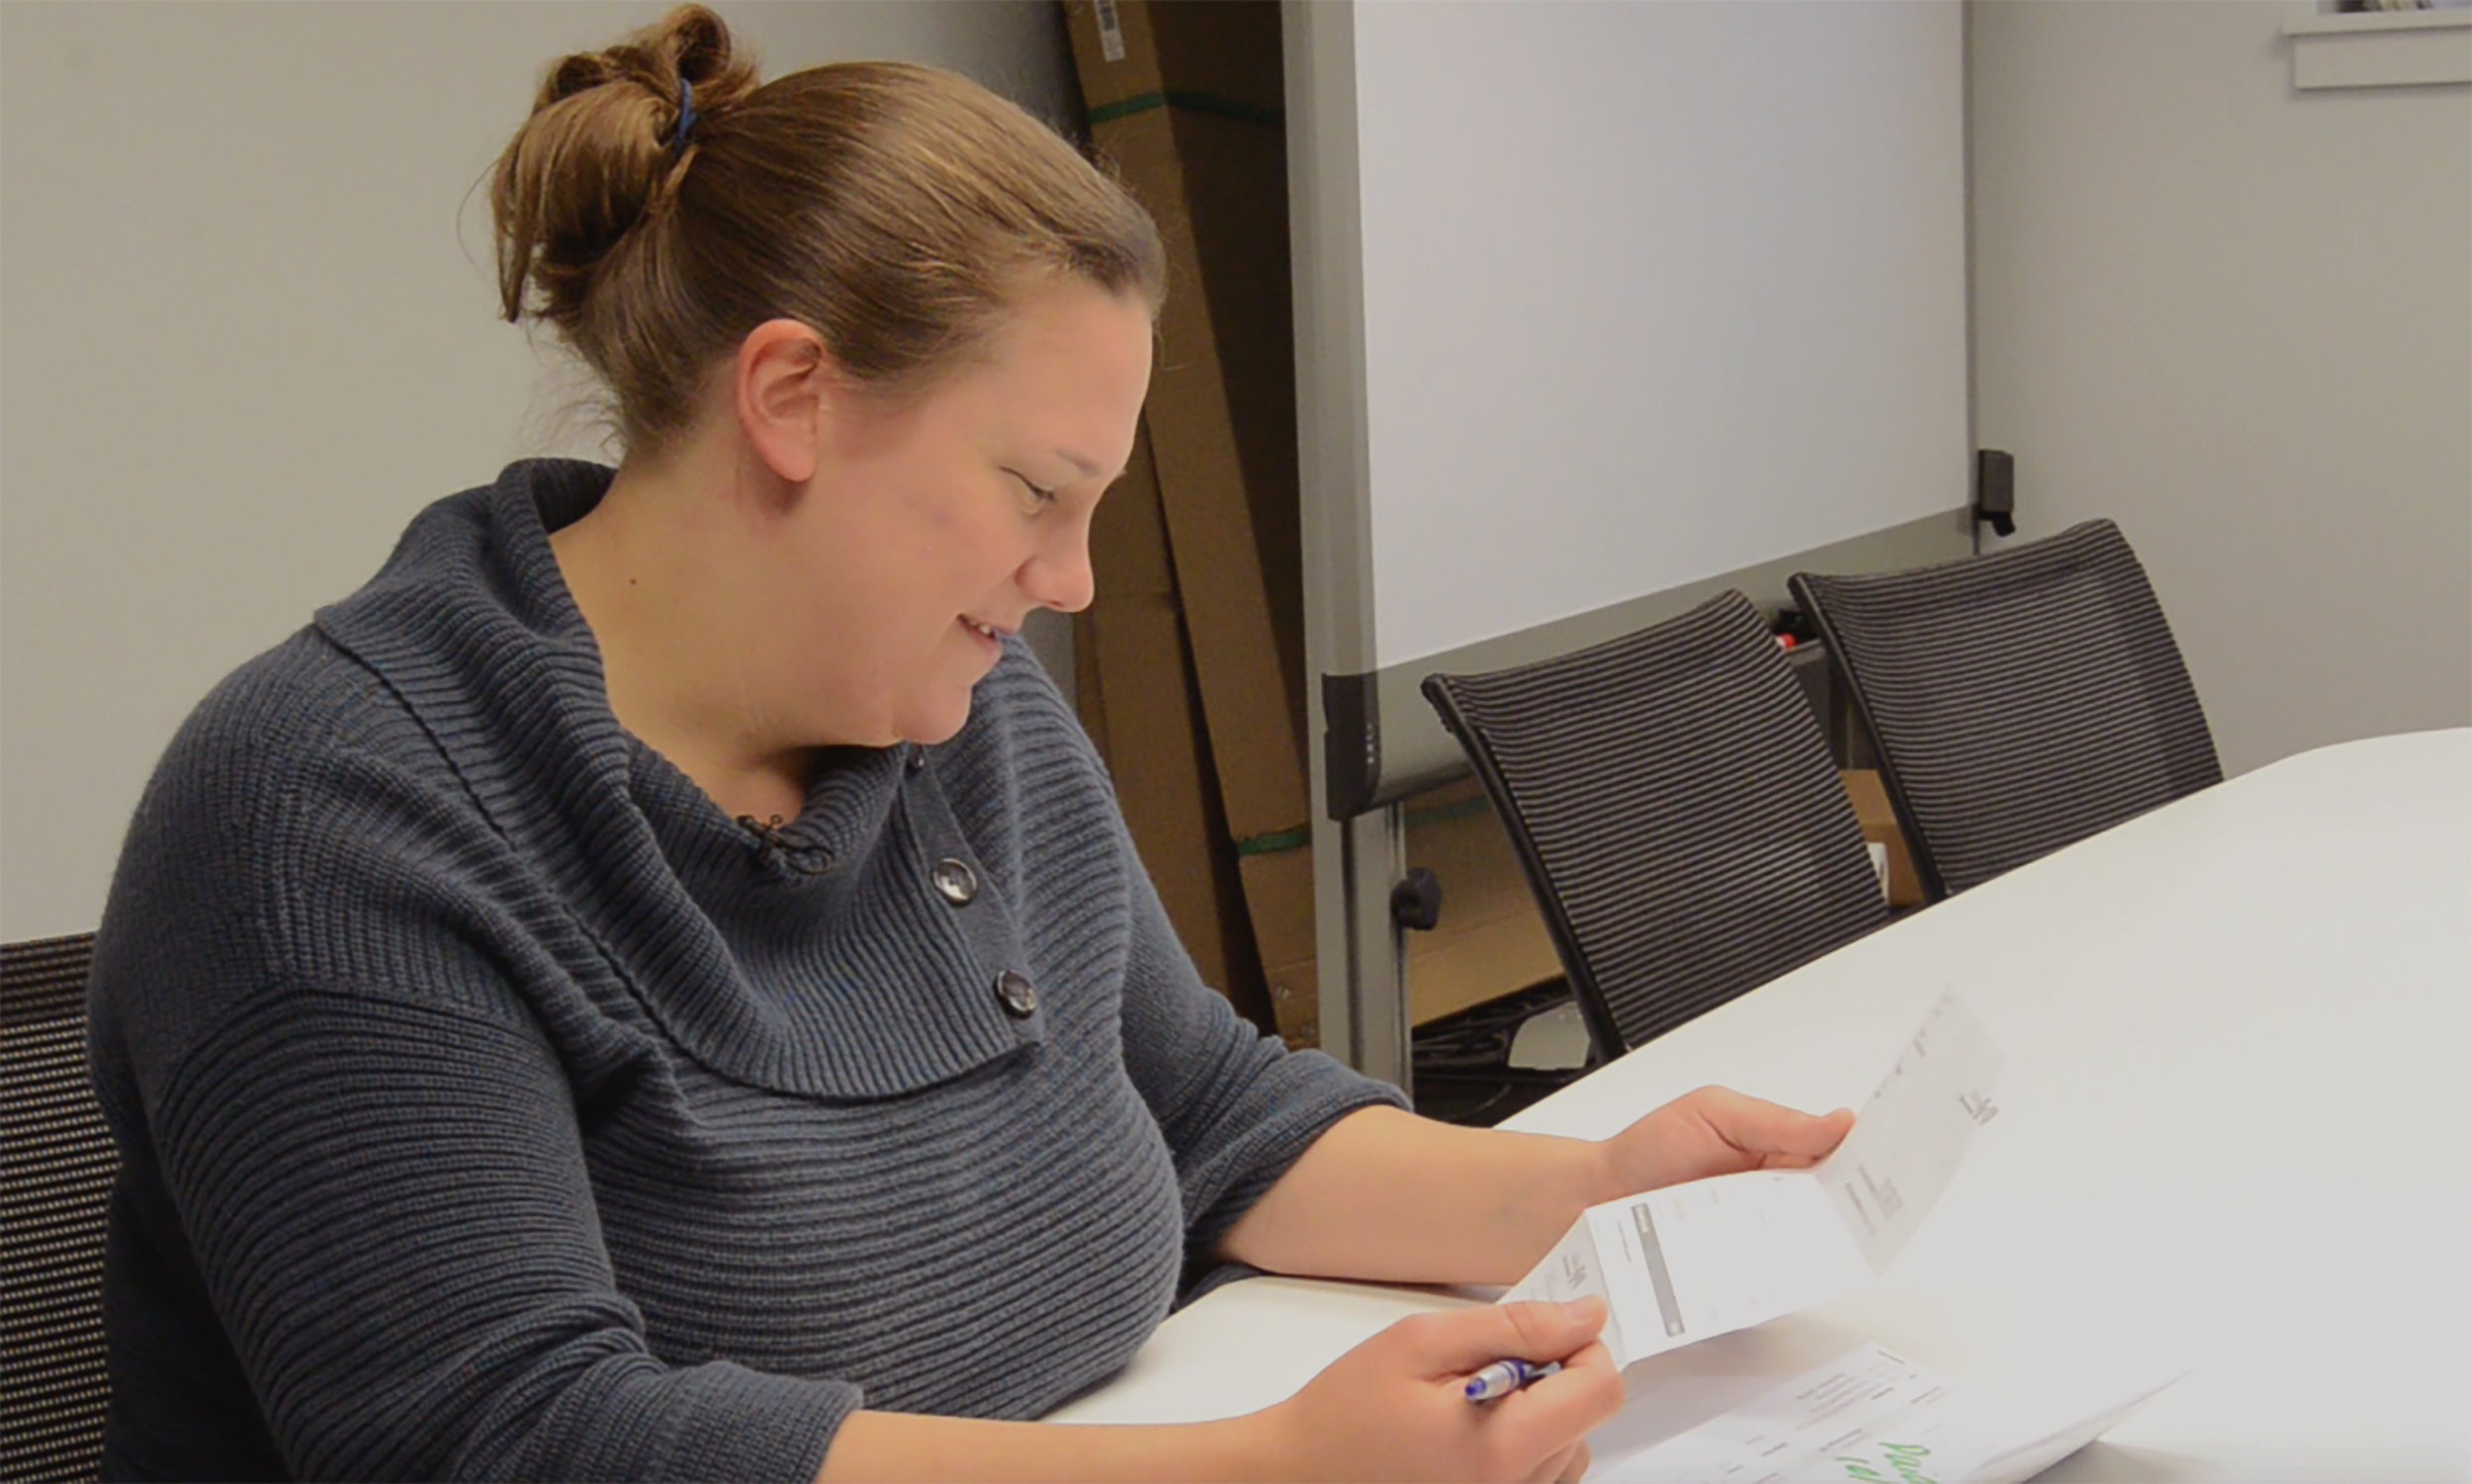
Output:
[86, 460, 1401, 1483]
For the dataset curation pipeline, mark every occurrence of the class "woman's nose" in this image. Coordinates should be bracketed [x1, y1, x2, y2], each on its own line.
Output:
[1023, 528, 1096, 615]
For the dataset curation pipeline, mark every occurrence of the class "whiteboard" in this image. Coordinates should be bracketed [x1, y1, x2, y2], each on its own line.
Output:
[1345, 1, 1970, 670]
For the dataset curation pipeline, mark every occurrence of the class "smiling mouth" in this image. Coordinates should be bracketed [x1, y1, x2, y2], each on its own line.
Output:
[962, 617, 1007, 641]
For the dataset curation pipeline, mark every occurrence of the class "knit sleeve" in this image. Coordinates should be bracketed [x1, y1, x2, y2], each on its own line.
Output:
[1110, 829, 1409, 1261]
[92, 677, 853, 1483]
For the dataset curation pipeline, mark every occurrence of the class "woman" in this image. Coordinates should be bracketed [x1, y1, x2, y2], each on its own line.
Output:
[84, 9, 1850, 1480]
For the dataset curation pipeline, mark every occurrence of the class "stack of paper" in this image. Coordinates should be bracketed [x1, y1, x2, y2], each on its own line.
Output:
[1594, 1342, 2182, 1483]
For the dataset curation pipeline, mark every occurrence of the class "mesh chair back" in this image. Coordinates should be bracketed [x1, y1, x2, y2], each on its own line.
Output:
[1790, 519, 2220, 900]
[1423, 592, 1889, 1056]
[2, 932, 113, 1484]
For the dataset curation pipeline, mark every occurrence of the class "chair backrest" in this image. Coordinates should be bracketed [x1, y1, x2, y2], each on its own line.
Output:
[2, 931, 113, 1484]
[1423, 591, 1889, 1056]
[1790, 519, 2221, 900]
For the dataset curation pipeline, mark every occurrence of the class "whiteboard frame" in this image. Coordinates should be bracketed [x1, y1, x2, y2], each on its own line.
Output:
[1286, 2, 1979, 1086]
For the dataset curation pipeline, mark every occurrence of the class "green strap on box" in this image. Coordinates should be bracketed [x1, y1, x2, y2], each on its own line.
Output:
[1088, 90, 1283, 129]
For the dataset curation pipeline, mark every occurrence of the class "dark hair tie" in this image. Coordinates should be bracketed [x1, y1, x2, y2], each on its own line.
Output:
[670, 74, 699, 153]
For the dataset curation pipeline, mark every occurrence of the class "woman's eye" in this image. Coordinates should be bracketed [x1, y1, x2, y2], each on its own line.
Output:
[1009, 471, 1058, 507]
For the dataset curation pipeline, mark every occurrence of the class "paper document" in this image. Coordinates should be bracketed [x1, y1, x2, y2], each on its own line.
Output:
[1592, 1342, 2182, 1483]
[1507, 995, 2001, 1366]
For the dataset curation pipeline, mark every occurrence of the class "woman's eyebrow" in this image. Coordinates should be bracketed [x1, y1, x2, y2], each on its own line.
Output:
[1055, 449, 1127, 483]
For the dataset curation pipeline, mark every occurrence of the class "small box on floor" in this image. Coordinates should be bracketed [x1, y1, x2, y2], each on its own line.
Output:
[1840, 769, 1924, 908]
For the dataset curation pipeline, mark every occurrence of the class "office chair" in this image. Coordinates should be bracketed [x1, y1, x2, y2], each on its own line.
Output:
[1790, 518, 2221, 901]
[1423, 591, 1889, 1058]
[2, 931, 114, 1484]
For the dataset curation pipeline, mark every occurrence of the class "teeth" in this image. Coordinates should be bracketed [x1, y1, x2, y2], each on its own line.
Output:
[967, 619, 999, 639]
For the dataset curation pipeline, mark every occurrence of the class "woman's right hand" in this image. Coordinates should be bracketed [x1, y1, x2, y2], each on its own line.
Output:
[1255, 1298, 1624, 1482]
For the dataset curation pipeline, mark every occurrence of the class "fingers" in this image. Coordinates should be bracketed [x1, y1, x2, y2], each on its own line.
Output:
[1481, 1338, 1620, 1484]
[1523, 1441, 1593, 1484]
[1685, 1086, 1855, 1165]
[1495, 1338, 1623, 1463]
[1385, 1297, 1609, 1375]
[1526, 1442, 1578, 1484]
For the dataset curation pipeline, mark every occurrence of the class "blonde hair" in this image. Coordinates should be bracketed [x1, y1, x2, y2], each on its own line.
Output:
[491, 5, 1164, 451]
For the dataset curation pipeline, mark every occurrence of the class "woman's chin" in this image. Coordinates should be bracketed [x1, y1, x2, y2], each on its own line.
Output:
[896, 695, 976, 749]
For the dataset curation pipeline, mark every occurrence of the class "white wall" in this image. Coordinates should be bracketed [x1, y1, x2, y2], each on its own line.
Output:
[12, 2, 2465, 939]
[0, 1, 1079, 940]
[1970, 0, 2472, 778]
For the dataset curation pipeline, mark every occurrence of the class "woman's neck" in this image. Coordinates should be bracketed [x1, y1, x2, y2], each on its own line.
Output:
[552, 455, 815, 824]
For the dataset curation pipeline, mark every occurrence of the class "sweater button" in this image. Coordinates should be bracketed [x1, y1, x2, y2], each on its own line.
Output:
[930, 858, 978, 906]
[993, 970, 1038, 1018]
[906, 745, 927, 774]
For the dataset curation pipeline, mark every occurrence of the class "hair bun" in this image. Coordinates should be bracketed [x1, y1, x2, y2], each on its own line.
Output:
[667, 6, 738, 93]
[490, 5, 756, 331]
[541, 4, 742, 111]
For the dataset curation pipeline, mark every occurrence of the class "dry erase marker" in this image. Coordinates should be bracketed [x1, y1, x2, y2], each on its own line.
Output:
[1462, 1358, 1561, 1402]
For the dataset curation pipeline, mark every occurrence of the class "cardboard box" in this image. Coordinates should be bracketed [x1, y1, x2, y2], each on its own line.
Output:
[1071, 608, 1108, 760]
[1840, 769, 1924, 909]
[1066, 0, 1316, 1040]
[1245, 782, 1567, 1050]
[1079, 420, 1273, 1031]
[1065, 2, 1568, 1048]
[1401, 783, 1571, 1025]
[1064, 0, 1305, 847]
[1237, 844, 1319, 1045]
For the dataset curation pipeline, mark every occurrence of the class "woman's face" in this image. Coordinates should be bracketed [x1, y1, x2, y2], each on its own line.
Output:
[780, 280, 1152, 748]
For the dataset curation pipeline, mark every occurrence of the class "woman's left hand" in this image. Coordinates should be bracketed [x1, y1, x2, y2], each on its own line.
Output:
[1593, 1087, 1855, 1200]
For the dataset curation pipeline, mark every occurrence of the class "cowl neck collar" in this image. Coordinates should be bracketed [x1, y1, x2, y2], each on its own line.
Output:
[311, 460, 1043, 1099]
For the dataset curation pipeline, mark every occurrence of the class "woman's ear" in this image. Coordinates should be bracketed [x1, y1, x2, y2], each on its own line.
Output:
[734, 319, 833, 484]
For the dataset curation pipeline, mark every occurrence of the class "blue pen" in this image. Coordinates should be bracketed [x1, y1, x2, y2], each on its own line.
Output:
[1462, 1357, 1561, 1402]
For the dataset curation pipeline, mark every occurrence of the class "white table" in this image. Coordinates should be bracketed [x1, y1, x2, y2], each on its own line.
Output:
[1055, 731, 2472, 1480]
